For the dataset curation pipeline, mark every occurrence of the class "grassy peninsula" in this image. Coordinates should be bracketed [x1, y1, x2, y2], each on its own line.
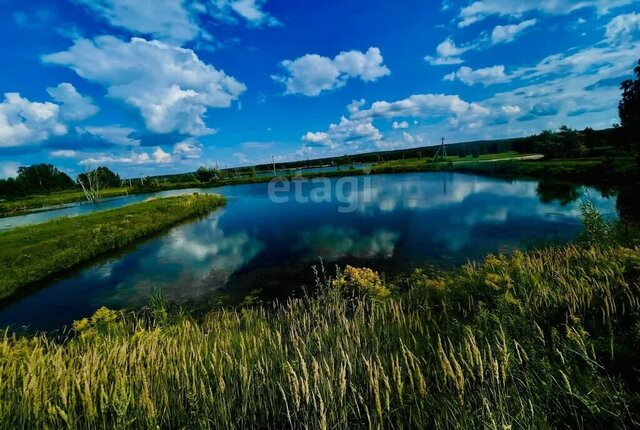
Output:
[0, 194, 226, 300]
[1, 206, 639, 429]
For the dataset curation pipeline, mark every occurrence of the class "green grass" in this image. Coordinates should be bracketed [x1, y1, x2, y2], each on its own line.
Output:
[0, 188, 135, 217]
[0, 182, 216, 218]
[0, 194, 226, 300]
[371, 151, 534, 172]
[374, 151, 535, 170]
[1, 209, 639, 428]
[372, 154, 639, 184]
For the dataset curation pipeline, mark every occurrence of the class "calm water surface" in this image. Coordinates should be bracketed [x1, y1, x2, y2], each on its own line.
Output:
[0, 172, 617, 331]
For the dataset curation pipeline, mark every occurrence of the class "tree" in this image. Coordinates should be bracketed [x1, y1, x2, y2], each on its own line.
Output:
[619, 58, 640, 163]
[0, 178, 19, 198]
[535, 127, 585, 159]
[77, 167, 121, 189]
[76, 167, 102, 203]
[195, 166, 222, 183]
[15, 164, 75, 193]
[619, 59, 640, 129]
[582, 127, 598, 151]
[535, 130, 562, 158]
[558, 125, 586, 158]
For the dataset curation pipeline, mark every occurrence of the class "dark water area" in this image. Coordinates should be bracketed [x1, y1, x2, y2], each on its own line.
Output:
[0, 172, 618, 332]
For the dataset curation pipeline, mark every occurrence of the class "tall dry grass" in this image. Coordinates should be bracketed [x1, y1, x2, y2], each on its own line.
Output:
[1, 239, 639, 429]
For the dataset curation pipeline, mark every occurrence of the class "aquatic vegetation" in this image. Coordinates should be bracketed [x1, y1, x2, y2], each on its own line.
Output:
[0, 194, 226, 300]
[0, 236, 639, 428]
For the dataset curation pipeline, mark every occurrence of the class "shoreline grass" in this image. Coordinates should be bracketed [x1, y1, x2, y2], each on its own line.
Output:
[1, 209, 639, 428]
[0, 183, 207, 218]
[0, 194, 226, 300]
[0, 187, 136, 217]
[372, 155, 639, 186]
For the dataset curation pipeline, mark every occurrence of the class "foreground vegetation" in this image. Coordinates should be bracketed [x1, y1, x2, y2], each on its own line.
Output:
[0, 194, 225, 300]
[0, 206, 639, 429]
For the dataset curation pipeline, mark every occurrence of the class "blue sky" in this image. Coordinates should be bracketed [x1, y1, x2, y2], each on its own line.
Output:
[1, 0, 639, 178]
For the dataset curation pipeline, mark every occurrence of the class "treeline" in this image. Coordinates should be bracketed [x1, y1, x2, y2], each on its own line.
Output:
[252, 126, 637, 172]
[2, 126, 636, 198]
[178, 127, 637, 183]
[0, 165, 122, 199]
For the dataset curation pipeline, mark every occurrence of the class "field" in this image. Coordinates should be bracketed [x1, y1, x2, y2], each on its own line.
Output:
[0, 194, 226, 300]
[0, 205, 639, 429]
[372, 154, 639, 184]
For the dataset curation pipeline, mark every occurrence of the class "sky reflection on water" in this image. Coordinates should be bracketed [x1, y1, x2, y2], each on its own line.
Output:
[0, 172, 617, 331]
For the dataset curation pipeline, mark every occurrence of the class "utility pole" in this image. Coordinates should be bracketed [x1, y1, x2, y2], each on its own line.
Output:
[272, 155, 276, 176]
[433, 137, 448, 162]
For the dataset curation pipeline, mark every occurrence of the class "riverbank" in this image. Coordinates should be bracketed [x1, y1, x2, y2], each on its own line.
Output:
[0, 172, 356, 218]
[0, 194, 226, 300]
[0, 183, 211, 218]
[1, 210, 638, 428]
[0, 187, 134, 217]
[2, 153, 638, 220]
[372, 155, 639, 185]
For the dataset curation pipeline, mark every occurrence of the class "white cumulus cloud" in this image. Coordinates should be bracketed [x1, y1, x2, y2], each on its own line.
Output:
[76, 125, 140, 146]
[44, 36, 246, 136]
[173, 138, 203, 159]
[444, 65, 510, 86]
[222, 0, 281, 27]
[606, 12, 640, 40]
[50, 150, 77, 158]
[0, 93, 67, 147]
[458, 0, 638, 27]
[491, 19, 537, 44]
[302, 116, 383, 150]
[273, 47, 390, 96]
[46, 82, 99, 121]
[73, 0, 280, 43]
[74, 0, 201, 43]
[80, 147, 172, 166]
[351, 94, 490, 125]
[425, 38, 473, 65]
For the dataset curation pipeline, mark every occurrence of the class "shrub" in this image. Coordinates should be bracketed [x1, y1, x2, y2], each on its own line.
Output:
[332, 265, 390, 300]
[577, 200, 616, 246]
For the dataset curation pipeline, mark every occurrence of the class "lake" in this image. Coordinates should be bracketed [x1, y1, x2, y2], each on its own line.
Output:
[0, 172, 617, 332]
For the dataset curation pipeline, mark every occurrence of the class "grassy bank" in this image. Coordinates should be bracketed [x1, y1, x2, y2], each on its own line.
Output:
[0, 194, 226, 300]
[372, 155, 639, 185]
[1, 210, 639, 428]
[0, 182, 216, 218]
[0, 173, 357, 218]
[0, 188, 134, 218]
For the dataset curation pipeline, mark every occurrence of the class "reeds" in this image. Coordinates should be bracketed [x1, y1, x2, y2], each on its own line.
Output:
[0, 238, 639, 428]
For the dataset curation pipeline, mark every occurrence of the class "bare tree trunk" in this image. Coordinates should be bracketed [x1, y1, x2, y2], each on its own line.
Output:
[77, 166, 102, 203]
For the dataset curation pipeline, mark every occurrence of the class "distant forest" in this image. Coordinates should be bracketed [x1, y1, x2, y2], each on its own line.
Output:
[164, 125, 639, 182]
